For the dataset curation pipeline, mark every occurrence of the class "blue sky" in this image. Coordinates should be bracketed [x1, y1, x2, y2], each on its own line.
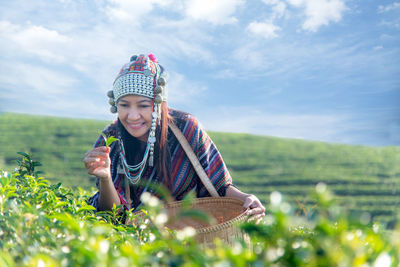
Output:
[0, 0, 399, 146]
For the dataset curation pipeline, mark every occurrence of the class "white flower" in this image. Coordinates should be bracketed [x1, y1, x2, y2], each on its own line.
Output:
[61, 246, 70, 253]
[99, 240, 109, 254]
[140, 192, 152, 203]
[266, 247, 285, 261]
[176, 227, 196, 240]
[270, 191, 282, 205]
[148, 233, 156, 242]
[140, 192, 160, 207]
[373, 253, 391, 267]
[148, 195, 160, 207]
[155, 212, 168, 226]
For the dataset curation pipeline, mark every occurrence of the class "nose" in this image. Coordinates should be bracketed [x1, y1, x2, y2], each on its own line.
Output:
[127, 108, 141, 120]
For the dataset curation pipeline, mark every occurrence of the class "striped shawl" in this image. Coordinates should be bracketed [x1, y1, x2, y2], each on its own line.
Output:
[89, 109, 232, 211]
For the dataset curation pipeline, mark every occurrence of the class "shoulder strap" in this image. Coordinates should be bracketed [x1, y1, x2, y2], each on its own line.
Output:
[169, 123, 220, 197]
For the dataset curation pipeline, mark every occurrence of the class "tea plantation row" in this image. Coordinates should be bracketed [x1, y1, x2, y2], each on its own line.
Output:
[1, 112, 399, 225]
[0, 157, 399, 266]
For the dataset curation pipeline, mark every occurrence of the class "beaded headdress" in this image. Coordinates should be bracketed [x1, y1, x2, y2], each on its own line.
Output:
[107, 54, 168, 183]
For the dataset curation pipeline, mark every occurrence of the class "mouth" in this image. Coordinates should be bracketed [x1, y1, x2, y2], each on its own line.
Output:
[127, 122, 145, 130]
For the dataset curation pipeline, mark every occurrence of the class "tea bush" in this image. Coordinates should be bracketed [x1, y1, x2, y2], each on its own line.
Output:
[2, 113, 400, 224]
[0, 153, 399, 266]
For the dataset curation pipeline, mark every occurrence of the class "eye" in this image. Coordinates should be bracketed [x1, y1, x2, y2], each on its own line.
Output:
[118, 103, 129, 108]
[139, 104, 151, 108]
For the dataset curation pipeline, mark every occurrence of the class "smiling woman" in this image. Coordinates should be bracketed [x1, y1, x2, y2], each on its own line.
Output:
[83, 53, 265, 221]
[117, 96, 153, 142]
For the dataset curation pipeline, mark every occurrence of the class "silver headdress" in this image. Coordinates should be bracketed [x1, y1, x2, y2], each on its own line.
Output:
[107, 54, 168, 183]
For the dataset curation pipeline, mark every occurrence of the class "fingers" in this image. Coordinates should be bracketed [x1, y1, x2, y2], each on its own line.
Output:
[246, 207, 265, 216]
[242, 197, 254, 210]
[245, 206, 266, 225]
[84, 146, 110, 158]
[84, 147, 110, 162]
[247, 213, 265, 224]
[84, 156, 107, 168]
[242, 195, 266, 224]
[83, 147, 111, 175]
[85, 159, 106, 173]
[243, 195, 266, 211]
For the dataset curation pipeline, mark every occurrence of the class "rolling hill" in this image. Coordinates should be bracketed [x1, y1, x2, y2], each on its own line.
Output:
[1, 112, 399, 224]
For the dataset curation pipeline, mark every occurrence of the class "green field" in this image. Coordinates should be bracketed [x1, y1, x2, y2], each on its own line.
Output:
[1, 112, 399, 224]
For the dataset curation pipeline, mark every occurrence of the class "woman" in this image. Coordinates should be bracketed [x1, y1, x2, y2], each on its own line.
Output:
[84, 54, 265, 220]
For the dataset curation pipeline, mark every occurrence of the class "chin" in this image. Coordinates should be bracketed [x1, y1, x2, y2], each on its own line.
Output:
[128, 130, 149, 141]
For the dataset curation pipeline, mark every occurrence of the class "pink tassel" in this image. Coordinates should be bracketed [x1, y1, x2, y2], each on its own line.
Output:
[148, 53, 157, 63]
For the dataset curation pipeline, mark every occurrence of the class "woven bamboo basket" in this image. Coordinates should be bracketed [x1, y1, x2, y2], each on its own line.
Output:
[126, 124, 249, 245]
[165, 197, 248, 245]
[130, 197, 248, 246]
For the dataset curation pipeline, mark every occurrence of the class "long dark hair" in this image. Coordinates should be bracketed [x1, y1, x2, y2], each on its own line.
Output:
[118, 101, 174, 190]
[159, 102, 174, 189]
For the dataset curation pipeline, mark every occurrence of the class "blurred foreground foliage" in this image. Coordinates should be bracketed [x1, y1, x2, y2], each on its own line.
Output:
[0, 153, 399, 266]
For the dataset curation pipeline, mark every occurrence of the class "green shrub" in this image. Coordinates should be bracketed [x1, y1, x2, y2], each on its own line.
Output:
[0, 153, 399, 266]
[2, 113, 400, 225]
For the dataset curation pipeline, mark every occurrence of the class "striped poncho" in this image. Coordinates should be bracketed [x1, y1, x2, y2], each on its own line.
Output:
[89, 109, 233, 211]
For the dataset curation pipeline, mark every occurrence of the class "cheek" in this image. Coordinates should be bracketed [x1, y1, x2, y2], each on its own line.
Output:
[145, 109, 153, 123]
[117, 109, 126, 119]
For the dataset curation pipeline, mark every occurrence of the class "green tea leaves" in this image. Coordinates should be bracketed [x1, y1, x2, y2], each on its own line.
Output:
[101, 133, 119, 147]
[2, 153, 400, 265]
[17, 152, 30, 158]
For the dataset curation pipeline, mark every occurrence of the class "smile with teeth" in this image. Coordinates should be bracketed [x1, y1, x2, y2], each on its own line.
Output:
[128, 122, 145, 130]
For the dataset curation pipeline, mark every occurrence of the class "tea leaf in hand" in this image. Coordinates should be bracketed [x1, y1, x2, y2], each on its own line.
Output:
[106, 136, 118, 147]
[101, 133, 119, 147]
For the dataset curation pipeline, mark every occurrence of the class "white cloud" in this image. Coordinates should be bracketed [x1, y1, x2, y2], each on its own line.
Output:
[287, 0, 346, 32]
[230, 41, 304, 77]
[247, 21, 281, 38]
[262, 0, 288, 19]
[378, 2, 400, 13]
[0, 59, 114, 119]
[253, 1, 286, 40]
[0, 21, 69, 63]
[184, 0, 245, 25]
[0, 61, 77, 96]
[200, 106, 348, 143]
[0, 14, 215, 106]
[0, 20, 127, 88]
[105, 0, 173, 22]
[379, 19, 400, 29]
[212, 68, 236, 79]
[167, 71, 208, 106]
[231, 42, 273, 71]
[0, 0, 396, 146]
[145, 32, 215, 64]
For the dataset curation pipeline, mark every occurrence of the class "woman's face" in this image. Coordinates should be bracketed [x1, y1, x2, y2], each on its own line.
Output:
[117, 95, 153, 142]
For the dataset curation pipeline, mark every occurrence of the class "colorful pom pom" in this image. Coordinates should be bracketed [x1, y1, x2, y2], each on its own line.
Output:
[148, 53, 157, 63]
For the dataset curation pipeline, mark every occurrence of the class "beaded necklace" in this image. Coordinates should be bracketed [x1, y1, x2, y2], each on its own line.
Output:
[119, 137, 150, 184]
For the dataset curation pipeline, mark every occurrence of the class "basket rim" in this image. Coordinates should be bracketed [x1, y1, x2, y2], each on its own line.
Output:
[165, 197, 248, 234]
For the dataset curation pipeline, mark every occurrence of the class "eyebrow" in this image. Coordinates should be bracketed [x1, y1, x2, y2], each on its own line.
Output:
[138, 99, 152, 103]
[119, 99, 152, 104]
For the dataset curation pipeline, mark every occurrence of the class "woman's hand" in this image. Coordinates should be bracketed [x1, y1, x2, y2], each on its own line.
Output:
[242, 194, 266, 223]
[83, 146, 112, 181]
[226, 185, 266, 223]
[85, 146, 122, 211]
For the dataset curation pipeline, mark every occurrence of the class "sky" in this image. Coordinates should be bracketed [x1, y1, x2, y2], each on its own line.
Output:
[0, 0, 399, 146]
